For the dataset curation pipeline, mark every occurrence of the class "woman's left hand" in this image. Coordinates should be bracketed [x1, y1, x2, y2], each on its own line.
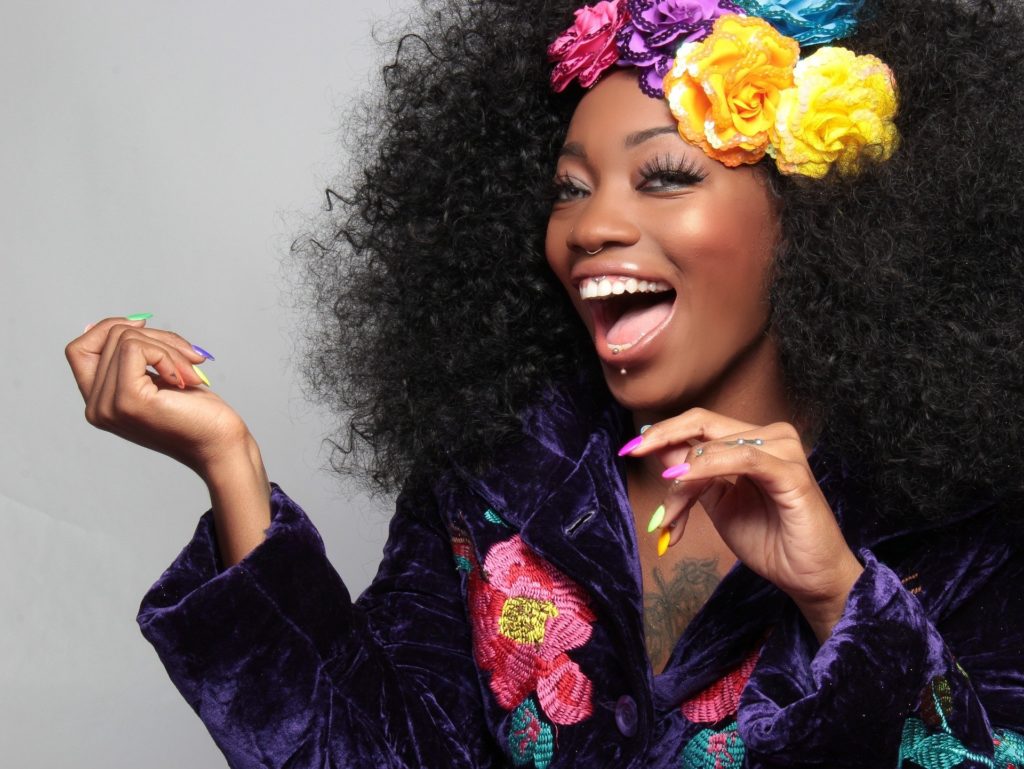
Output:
[624, 408, 863, 641]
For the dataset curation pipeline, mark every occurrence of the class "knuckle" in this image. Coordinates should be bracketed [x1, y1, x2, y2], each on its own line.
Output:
[739, 446, 761, 466]
[770, 422, 800, 441]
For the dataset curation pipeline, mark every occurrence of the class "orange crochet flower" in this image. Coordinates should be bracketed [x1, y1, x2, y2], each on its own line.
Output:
[664, 14, 798, 166]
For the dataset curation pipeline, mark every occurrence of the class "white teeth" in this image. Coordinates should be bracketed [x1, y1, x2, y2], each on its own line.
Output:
[578, 276, 672, 300]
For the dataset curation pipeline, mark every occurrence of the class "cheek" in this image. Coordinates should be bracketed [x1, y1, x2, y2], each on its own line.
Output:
[544, 218, 568, 278]
[665, 208, 775, 321]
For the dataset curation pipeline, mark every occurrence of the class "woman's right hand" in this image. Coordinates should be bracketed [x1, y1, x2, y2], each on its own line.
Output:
[66, 316, 271, 566]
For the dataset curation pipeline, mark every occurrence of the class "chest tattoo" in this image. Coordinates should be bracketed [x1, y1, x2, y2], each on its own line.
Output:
[643, 557, 720, 674]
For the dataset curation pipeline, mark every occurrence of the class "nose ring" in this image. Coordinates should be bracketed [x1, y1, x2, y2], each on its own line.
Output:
[585, 247, 603, 255]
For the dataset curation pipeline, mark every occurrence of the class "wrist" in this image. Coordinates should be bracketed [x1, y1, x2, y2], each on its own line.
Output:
[790, 553, 864, 643]
[200, 433, 273, 568]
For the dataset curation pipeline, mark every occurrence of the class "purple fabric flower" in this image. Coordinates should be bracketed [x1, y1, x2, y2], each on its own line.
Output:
[616, 0, 743, 97]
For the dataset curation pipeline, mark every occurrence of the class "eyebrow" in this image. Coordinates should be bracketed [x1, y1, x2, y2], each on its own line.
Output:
[625, 125, 679, 147]
[557, 125, 680, 159]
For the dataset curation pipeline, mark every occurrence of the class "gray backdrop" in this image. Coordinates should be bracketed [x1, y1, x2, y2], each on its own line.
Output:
[2, 1, 404, 765]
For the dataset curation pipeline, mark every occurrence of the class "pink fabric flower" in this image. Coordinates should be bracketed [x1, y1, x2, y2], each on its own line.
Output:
[681, 648, 760, 724]
[547, 0, 630, 92]
[468, 535, 596, 724]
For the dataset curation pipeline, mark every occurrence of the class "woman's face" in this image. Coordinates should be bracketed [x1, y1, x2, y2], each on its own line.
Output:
[545, 70, 782, 420]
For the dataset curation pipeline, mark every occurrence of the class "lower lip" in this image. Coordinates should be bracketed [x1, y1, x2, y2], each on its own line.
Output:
[590, 297, 677, 369]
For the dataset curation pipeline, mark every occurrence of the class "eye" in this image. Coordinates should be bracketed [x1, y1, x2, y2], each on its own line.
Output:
[550, 173, 589, 203]
[638, 155, 707, 190]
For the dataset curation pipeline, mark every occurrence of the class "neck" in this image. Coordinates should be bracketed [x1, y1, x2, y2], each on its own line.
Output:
[623, 331, 811, 494]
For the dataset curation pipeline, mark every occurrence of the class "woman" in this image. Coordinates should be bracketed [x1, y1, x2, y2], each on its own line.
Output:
[65, 0, 1024, 765]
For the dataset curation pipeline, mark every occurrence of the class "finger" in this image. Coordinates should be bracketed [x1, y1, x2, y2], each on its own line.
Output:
[658, 474, 720, 543]
[619, 408, 760, 457]
[91, 324, 208, 402]
[90, 335, 205, 430]
[672, 442, 811, 518]
[66, 317, 148, 398]
[683, 424, 805, 467]
[656, 506, 691, 555]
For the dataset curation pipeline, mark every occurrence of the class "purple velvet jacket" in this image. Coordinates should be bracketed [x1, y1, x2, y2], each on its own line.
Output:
[138, 383, 1024, 768]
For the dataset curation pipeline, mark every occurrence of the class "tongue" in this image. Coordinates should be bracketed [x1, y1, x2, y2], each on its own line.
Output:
[606, 299, 672, 346]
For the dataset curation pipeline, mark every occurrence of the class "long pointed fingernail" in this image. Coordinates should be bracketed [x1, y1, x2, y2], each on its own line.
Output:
[661, 463, 691, 479]
[647, 505, 665, 533]
[191, 344, 216, 361]
[125, 313, 153, 321]
[657, 529, 671, 557]
[618, 435, 644, 456]
[192, 364, 211, 387]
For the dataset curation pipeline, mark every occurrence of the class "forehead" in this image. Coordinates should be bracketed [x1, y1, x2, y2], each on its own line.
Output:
[564, 70, 677, 143]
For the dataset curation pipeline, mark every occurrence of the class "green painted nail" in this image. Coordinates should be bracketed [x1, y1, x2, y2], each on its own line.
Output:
[647, 505, 665, 533]
[125, 313, 153, 321]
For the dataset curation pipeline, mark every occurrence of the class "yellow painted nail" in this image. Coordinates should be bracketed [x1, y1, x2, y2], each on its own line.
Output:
[647, 505, 665, 533]
[192, 364, 211, 387]
[657, 529, 670, 557]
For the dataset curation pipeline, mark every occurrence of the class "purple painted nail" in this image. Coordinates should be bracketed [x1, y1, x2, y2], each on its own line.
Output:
[661, 463, 691, 479]
[618, 435, 644, 456]
[191, 344, 216, 361]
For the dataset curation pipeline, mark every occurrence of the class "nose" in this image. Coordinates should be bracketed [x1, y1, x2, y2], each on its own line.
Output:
[566, 187, 641, 255]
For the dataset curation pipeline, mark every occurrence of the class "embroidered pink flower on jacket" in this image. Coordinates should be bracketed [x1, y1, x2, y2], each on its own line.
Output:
[469, 534, 596, 725]
[681, 648, 760, 724]
[548, 0, 629, 92]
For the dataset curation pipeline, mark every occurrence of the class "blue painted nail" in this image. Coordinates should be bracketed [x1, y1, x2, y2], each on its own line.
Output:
[661, 463, 691, 479]
[191, 344, 216, 361]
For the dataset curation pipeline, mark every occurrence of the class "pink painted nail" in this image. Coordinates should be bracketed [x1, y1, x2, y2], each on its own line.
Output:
[618, 435, 644, 456]
[661, 463, 691, 479]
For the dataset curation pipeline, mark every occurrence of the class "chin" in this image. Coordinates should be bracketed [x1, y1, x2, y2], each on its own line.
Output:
[600, 363, 691, 417]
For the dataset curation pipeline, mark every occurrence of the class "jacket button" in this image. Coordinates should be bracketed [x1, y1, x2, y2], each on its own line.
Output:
[614, 694, 638, 737]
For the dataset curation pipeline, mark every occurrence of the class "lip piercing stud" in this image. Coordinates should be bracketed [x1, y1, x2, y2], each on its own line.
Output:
[694, 446, 705, 457]
[619, 368, 626, 375]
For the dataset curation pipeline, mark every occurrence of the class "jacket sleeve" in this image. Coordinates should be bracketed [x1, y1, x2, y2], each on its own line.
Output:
[137, 484, 498, 769]
[738, 534, 1024, 769]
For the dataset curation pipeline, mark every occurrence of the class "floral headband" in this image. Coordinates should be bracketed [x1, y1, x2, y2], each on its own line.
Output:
[547, 0, 899, 178]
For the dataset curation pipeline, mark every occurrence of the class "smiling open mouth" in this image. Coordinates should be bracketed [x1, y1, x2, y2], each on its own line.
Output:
[578, 276, 677, 354]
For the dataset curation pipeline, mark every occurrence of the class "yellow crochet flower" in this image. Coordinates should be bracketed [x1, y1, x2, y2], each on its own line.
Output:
[772, 47, 899, 178]
[664, 14, 799, 167]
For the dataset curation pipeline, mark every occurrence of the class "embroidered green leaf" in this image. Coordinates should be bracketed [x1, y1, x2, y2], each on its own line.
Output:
[993, 728, 1024, 766]
[484, 508, 510, 527]
[898, 717, 994, 769]
[680, 721, 745, 769]
[508, 698, 555, 769]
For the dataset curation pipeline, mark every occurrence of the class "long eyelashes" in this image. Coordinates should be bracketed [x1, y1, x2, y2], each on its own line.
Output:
[550, 173, 587, 202]
[638, 154, 708, 185]
[550, 154, 707, 203]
